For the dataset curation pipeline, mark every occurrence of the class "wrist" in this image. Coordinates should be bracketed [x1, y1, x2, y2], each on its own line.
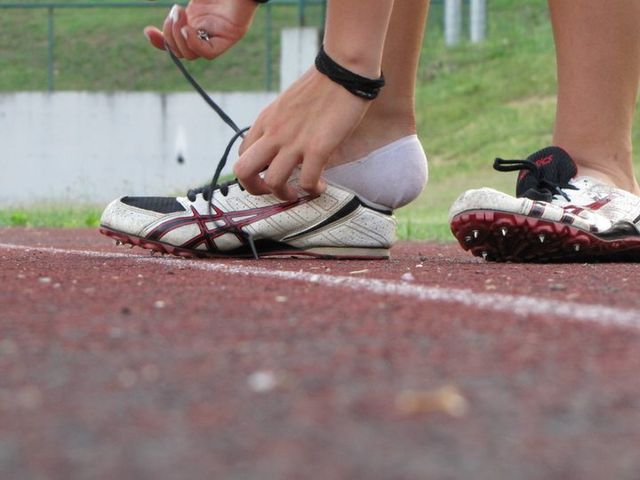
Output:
[321, 42, 382, 79]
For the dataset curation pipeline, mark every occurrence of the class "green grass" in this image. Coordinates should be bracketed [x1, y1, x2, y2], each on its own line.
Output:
[2, 0, 640, 239]
[0, 206, 101, 228]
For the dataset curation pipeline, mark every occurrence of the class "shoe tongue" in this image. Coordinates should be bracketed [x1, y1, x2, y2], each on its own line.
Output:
[516, 146, 578, 198]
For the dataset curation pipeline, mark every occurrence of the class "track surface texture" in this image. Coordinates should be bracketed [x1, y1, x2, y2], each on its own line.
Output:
[2, 228, 640, 480]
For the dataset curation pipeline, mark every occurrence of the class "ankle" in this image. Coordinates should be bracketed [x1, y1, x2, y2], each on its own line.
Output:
[328, 113, 417, 168]
[553, 141, 639, 194]
[577, 165, 640, 195]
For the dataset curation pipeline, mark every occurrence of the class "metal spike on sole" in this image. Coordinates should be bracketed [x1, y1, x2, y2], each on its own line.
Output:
[473, 230, 480, 239]
[464, 235, 472, 244]
[481, 251, 488, 260]
[501, 227, 508, 237]
[115, 240, 123, 246]
[574, 244, 581, 252]
[538, 234, 545, 243]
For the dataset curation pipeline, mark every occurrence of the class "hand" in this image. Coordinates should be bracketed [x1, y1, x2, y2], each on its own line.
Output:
[233, 68, 370, 200]
[144, 0, 258, 60]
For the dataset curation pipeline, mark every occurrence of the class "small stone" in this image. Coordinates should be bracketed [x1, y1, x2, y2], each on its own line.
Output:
[395, 385, 468, 418]
[401, 272, 415, 282]
[153, 300, 166, 309]
[275, 296, 288, 303]
[549, 283, 566, 291]
[38, 277, 51, 284]
[248, 370, 279, 393]
[349, 269, 370, 275]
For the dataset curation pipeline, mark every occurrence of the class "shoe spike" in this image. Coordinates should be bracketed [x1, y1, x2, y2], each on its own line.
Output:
[115, 240, 123, 246]
[472, 230, 480, 239]
[500, 227, 508, 237]
[574, 244, 581, 252]
[464, 235, 472, 244]
[538, 234, 545, 243]
[127, 244, 134, 249]
[481, 251, 488, 260]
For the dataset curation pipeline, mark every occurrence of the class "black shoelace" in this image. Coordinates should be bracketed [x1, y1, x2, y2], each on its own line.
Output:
[493, 157, 578, 201]
[165, 43, 259, 258]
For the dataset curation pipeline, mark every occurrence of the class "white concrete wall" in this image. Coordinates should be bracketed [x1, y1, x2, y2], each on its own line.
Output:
[280, 27, 319, 91]
[0, 92, 277, 206]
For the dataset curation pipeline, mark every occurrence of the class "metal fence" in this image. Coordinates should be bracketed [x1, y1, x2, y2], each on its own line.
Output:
[0, 0, 488, 93]
[0, 0, 325, 92]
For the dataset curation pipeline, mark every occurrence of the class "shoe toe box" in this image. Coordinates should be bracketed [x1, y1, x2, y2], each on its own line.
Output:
[100, 197, 172, 236]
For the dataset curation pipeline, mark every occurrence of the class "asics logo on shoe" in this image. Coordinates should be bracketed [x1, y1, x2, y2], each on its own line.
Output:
[518, 154, 554, 181]
[147, 197, 314, 251]
[561, 196, 613, 216]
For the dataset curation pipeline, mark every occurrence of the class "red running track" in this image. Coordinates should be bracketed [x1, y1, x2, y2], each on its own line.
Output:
[1, 228, 640, 479]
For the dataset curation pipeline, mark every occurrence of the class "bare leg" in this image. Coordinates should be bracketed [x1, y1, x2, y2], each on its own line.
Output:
[327, 0, 430, 167]
[550, 0, 640, 194]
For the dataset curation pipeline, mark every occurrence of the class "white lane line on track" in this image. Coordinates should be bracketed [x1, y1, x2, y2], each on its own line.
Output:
[2, 242, 640, 330]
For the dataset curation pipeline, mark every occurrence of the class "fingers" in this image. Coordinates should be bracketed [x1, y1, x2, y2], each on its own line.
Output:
[145, 5, 232, 60]
[144, 27, 165, 50]
[236, 139, 321, 201]
[263, 152, 301, 201]
[238, 123, 264, 156]
[161, 6, 181, 56]
[170, 6, 198, 60]
[234, 139, 277, 197]
[299, 154, 328, 196]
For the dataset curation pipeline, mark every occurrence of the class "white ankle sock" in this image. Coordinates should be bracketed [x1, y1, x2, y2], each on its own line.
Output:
[323, 135, 428, 209]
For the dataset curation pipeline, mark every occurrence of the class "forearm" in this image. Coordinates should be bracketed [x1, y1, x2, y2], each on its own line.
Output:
[323, 0, 395, 78]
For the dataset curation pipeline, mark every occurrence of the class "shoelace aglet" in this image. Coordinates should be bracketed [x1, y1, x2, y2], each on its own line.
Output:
[247, 234, 259, 260]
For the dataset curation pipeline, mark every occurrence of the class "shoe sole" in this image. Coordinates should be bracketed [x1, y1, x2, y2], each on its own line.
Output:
[99, 226, 390, 260]
[450, 210, 640, 262]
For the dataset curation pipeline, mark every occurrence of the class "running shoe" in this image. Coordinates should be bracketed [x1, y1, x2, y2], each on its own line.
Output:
[100, 177, 396, 259]
[99, 43, 396, 259]
[449, 146, 640, 262]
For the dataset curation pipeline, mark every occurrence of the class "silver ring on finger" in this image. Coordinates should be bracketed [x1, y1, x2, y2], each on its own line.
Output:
[197, 30, 211, 41]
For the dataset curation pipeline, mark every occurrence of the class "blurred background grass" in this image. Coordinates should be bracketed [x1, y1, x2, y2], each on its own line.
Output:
[1, 0, 639, 239]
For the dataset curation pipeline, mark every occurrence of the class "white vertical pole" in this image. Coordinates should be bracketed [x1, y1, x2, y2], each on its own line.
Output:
[470, 0, 486, 43]
[445, 0, 463, 46]
[280, 27, 319, 91]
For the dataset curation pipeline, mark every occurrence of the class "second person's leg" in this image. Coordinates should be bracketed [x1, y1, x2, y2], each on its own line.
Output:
[550, 0, 640, 194]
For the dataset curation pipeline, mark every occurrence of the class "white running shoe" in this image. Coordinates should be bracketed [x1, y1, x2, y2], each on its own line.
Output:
[100, 176, 396, 259]
[449, 146, 640, 262]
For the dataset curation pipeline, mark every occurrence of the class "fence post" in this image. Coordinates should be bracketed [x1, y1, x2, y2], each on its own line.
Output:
[280, 27, 319, 92]
[47, 7, 55, 92]
[444, 0, 462, 46]
[297, 0, 305, 27]
[470, 0, 486, 43]
[265, 4, 273, 90]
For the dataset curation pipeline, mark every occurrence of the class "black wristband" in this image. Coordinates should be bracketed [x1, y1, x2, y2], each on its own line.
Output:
[254, 0, 269, 3]
[314, 45, 385, 100]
